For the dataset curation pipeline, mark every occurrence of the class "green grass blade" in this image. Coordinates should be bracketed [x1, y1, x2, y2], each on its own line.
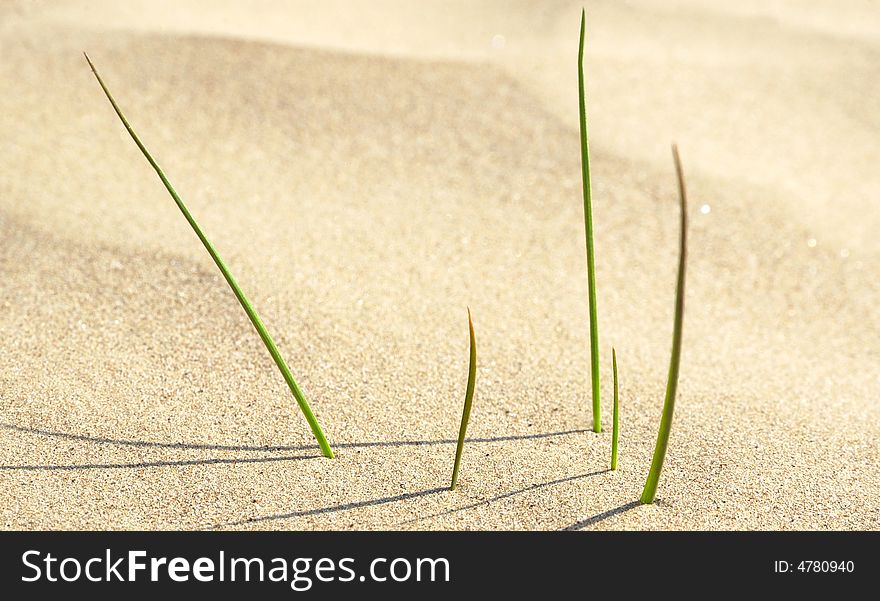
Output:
[578, 9, 601, 433]
[640, 144, 688, 503]
[611, 346, 619, 470]
[450, 307, 478, 490]
[84, 53, 334, 459]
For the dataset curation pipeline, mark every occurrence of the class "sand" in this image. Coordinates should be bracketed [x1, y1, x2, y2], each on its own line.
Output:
[1, 0, 878, 530]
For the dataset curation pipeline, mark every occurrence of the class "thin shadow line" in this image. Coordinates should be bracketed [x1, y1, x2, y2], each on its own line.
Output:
[0, 422, 589, 453]
[403, 470, 610, 525]
[212, 487, 447, 529]
[0, 454, 319, 471]
[563, 500, 641, 530]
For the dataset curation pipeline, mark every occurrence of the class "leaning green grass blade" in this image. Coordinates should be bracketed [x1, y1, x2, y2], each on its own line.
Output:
[640, 144, 688, 503]
[578, 9, 601, 433]
[450, 307, 478, 490]
[84, 53, 334, 459]
[611, 346, 619, 470]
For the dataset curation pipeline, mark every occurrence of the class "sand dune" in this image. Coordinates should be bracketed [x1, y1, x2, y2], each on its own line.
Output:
[0, 1, 877, 529]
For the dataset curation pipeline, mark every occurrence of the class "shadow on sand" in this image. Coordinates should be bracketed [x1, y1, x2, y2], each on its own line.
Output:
[1, 420, 612, 528]
[0, 454, 320, 471]
[562, 500, 642, 530]
[216, 471, 617, 529]
[404, 469, 610, 526]
[211, 487, 448, 529]
[0, 421, 589, 471]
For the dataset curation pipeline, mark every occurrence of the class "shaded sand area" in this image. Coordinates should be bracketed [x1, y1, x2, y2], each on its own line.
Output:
[1, 1, 878, 529]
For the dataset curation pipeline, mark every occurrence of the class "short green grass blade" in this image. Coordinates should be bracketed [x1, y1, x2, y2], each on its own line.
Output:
[578, 9, 601, 433]
[640, 144, 688, 503]
[84, 53, 334, 459]
[611, 346, 619, 470]
[450, 307, 478, 490]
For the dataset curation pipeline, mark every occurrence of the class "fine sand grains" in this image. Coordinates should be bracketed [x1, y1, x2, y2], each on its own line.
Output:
[0, 1, 878, 530]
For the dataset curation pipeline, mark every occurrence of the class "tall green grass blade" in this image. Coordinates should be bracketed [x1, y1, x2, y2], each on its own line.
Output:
[84, 53, 334, 459]
[578, 9, 601, 433]
[611, 346, 619, 470]
[640, 144, 688, 503]
[450, 307, 478, 490]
